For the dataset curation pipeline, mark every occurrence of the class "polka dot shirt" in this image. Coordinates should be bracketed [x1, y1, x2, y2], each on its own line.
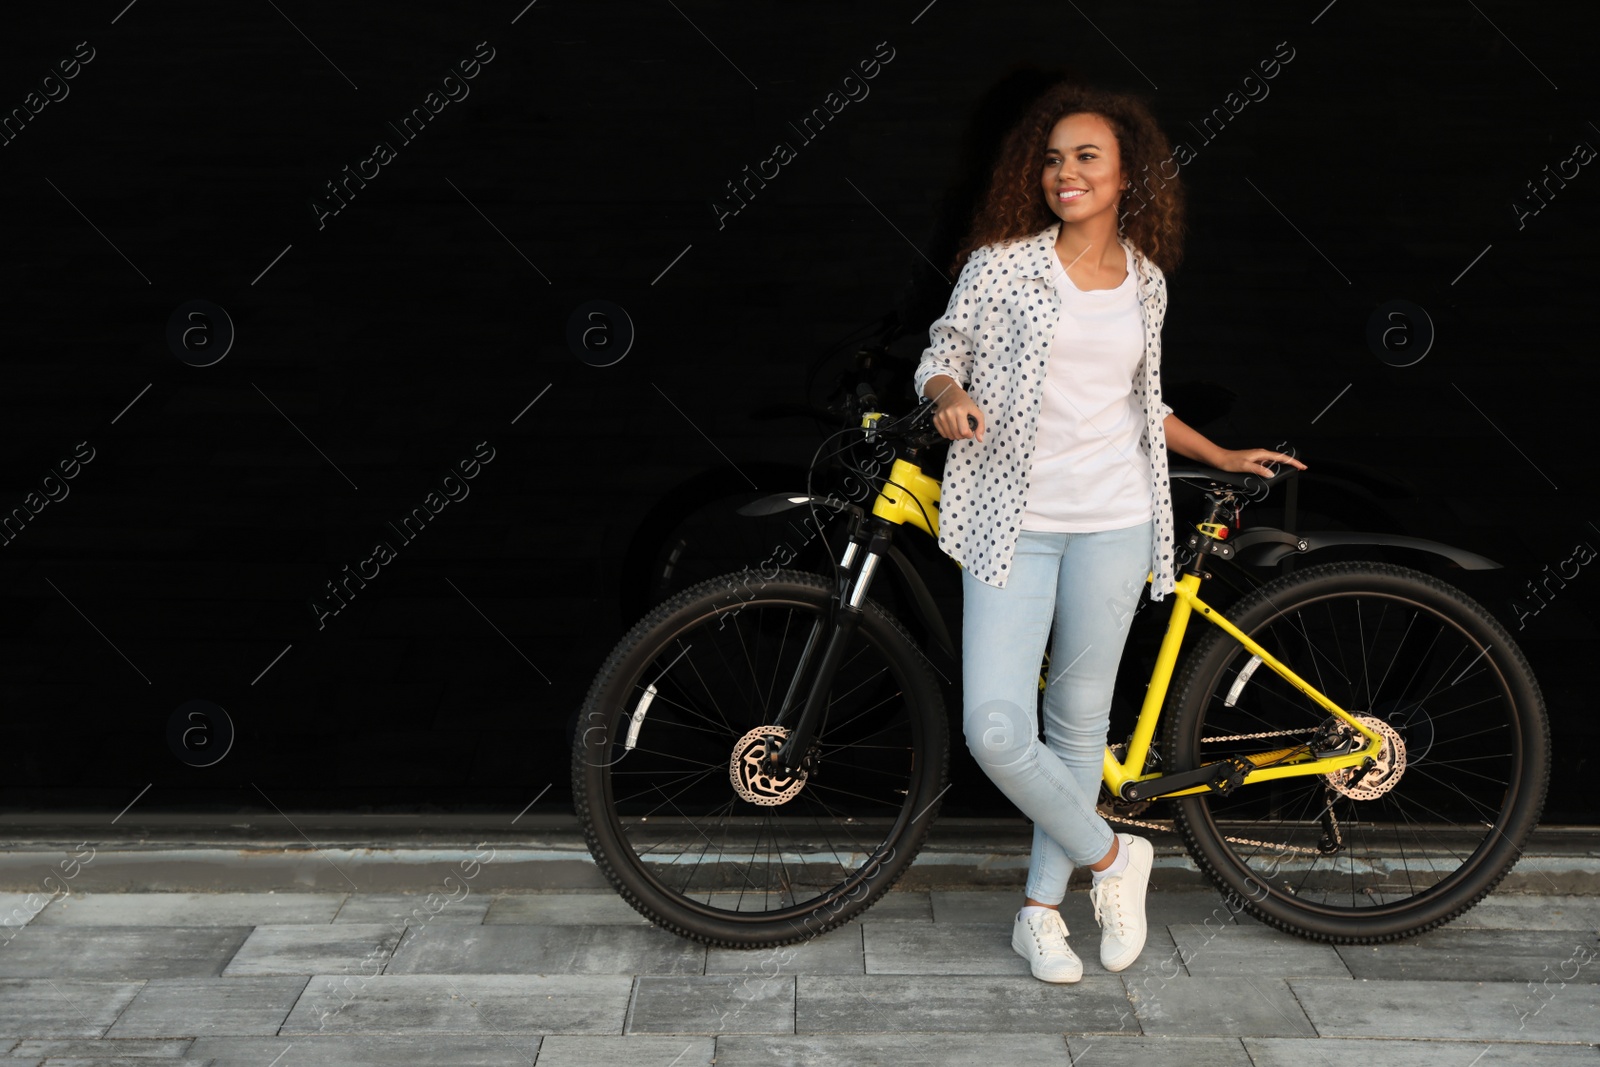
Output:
[913, 222, 1178, 600]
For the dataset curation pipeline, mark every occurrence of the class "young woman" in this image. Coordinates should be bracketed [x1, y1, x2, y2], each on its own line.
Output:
[913, 84, 1304, 983]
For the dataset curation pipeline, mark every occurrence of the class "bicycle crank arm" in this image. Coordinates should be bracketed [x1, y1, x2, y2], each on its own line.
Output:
[1121, 748, 1312, 801]
[1121, 744, 1377, 801]
[1120, 761, 1244, 802]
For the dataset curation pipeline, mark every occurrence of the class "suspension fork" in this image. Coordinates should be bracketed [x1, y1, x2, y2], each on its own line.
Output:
[772, 518, 895, 776]
[767, 511, 870, 736]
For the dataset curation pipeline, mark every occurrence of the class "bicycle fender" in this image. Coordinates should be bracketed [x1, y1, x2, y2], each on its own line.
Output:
[735, 493, 956, 659]
[1243, 529, 1502, 570]
[735, 492, 852, 517]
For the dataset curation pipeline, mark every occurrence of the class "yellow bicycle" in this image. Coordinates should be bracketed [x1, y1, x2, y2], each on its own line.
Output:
[573, 402, 1549, 947]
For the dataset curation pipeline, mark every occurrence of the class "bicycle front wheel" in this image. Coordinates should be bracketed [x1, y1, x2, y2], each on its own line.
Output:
[1165, 561, 1549, 942]
[572, 568, 949, 947]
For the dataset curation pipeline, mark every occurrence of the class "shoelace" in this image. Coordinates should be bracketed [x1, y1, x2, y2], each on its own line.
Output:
[1025, 912, 1072, 954]
[1091, 878, 1127, 936]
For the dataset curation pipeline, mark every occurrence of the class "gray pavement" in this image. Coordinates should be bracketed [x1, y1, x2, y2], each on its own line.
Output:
[0, 823, 1597, 1064]
[0, 885, 1597, 1065]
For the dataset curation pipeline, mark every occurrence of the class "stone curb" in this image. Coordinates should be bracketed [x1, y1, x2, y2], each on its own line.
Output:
[2, 826, 1596, 894]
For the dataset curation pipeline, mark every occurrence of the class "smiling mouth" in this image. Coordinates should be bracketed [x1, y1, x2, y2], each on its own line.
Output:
[1057, 189, 1086, 202]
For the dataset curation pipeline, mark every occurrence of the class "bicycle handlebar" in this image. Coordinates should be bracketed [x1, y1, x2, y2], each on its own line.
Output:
[846, 399, 1302, 518]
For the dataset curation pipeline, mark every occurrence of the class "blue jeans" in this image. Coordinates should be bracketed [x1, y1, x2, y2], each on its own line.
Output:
[961, 521, 1153, 904]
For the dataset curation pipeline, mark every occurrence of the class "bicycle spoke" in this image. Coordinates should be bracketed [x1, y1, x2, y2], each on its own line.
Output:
[577, 572, 945, 939]
[1168, 563, 1546, 940]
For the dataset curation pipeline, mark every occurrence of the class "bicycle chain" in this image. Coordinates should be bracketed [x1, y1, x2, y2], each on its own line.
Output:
[1097, 728, 1330, 854]
[1194, 728, 1353, 854]
[1101, 810, 1329, 855]
[1201, 728, 1316, 743]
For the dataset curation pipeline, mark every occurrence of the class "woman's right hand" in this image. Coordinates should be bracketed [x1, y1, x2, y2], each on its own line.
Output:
[930, 384, 985, 443]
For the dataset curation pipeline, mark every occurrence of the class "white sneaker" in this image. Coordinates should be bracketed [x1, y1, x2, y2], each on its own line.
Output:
[1089, 833, 1153, 973]
[1011, 907, 1083, 983]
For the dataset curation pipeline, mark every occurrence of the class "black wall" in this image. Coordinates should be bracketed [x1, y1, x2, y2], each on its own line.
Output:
[3, 2, 1596, 822]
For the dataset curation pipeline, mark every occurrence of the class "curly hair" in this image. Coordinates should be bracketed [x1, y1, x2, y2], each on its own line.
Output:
[950, 83, 1186, 278]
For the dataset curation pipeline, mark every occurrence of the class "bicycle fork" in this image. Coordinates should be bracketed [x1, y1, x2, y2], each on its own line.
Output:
[770, 518, 895, 776]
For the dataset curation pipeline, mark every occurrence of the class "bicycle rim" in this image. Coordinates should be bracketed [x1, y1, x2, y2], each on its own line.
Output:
[1168, 562, 1548, 941]
[574, 570, 947, 945]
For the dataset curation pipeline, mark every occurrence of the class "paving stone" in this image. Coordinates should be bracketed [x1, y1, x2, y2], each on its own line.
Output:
[483, 892, 650, 926]
[279, 974, 632, 1034]
[1244, 1036, 1600, 1065]
[715, 1033, 1071, 1065]
[386, 922, 704, 975]
[627, 976, 794, 1034]
[186, 1034, 543, 1064]
[0, 893, 51, 927]
[866, 918, 1183, 981]
[0, 980, 144, 1038]
[31, 894, 342, 927]
[532, 1035, 714, 1066]
[1127, 929, 1193, 981]
[706, 925, 863, 975]
[331, 893, 490, 925]
[797, 974, 1131, 1033]
[1449, 895, 1600, 931]
[0, 1037, 191, 1059]
[865, 923, 1028, 976]
[1337, 929, 1600, 983]
[849, 891, 933, 923]
[1127, 975, 1315, 1038]
[1290, 977, 1600, 1042]
[1138, 891, 1251, 928]
[930, 889, 1237, 934]
[1064, 1035, 1254, 1066]
[1168, 924, 1351, 978]
[0, 927, 250, 980]
[104, 977, 309, 1038]
[929, 891, 1024, 925]
[222, 924, 403, 977]
[935, 891, 1111, 932]
[641, 891, 903, 927]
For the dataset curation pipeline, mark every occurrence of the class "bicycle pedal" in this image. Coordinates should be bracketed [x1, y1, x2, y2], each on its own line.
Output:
[1212, 757, 1250, 796]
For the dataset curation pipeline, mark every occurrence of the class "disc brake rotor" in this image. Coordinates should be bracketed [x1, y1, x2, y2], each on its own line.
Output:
[1325, 714, 1407, 800]
[729, 725, 808, 806]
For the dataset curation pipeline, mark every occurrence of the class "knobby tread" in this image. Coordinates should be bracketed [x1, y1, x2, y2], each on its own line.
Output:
[571, 568, 949, 948]
[1163, 561, 1550, 944]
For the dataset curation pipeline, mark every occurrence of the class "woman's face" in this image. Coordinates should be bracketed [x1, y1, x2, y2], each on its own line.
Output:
[1040, 112, 1126, 230]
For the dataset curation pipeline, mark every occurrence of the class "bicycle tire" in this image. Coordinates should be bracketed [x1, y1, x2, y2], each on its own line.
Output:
[572, 568, 949, 948]
[1164, 561, 1549, 942]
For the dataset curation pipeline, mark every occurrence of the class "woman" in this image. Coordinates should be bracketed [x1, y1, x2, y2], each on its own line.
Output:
[913, 84, 1304, 983]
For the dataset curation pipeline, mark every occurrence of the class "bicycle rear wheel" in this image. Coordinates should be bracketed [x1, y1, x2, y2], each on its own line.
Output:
[1165, 561, 1549, 942]
[572, 568, 949, 947]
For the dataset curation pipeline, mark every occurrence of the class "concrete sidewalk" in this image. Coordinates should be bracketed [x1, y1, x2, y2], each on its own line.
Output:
[0, 822, 1597, 1064]
[1, 883, 1598, 1065]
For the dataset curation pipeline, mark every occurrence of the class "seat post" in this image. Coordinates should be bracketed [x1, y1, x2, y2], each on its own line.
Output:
[1179, 493, 1232, 579]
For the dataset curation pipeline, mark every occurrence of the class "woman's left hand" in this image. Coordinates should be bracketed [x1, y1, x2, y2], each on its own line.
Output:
[1212, 448, 1307, 479]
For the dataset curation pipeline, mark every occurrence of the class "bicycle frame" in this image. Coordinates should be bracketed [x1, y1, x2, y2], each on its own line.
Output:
[1106, 569, 1385, 800]
[777, 437, 1386, 797]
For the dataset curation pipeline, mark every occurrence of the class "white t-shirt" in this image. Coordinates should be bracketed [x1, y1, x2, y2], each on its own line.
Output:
[1020, 241, 1154, 532]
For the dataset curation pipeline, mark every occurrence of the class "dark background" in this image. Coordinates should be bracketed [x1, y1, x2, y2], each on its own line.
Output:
[2, 1, 1596, 825]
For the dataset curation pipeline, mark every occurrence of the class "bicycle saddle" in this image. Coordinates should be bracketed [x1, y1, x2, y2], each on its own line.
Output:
[1169, 463, 1300, 493]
